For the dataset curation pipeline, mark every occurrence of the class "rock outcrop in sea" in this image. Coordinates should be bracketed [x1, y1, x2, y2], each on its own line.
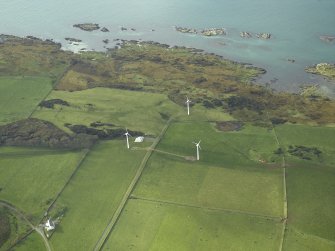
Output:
[73, 23, 100, 31]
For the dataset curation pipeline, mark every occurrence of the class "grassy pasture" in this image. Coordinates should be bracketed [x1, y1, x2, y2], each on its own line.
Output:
[0, 76, 53, 125]
[0, 147, 85, 222]
[12, 232, 45, 251]
[275, 124, 335, 167]
[49, 140, 148, 251]
[156, 121, 280, 168]
[133, 153, 284, 217]
[283, 226, 335, 251]
[103, 199, 283, 251]
[285, 166, 335, 242]
[33, 87, 183, 135]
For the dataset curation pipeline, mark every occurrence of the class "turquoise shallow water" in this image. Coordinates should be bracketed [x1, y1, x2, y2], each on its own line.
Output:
[0, 0, 334, 93]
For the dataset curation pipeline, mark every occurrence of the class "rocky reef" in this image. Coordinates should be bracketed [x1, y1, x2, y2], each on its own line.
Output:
[100, 27, 109, 32]
[73, 23, 100, 31]
[305, 63, 335, 80]
[65, 37, 82, 43]
[256, 33, 271, 39]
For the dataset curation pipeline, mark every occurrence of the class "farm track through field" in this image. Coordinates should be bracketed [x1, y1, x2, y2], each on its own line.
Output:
[0, 200, 52, 251]
[45, 148, 90, 215]
[267, 113, 288, 251]
[93, 118, 173, 251]
[130, 196, 282, 221]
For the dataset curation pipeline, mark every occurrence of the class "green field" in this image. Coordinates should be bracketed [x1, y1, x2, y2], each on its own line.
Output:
[33, 87, 183, 135]
[49, 140, 149, 251]
[103, 199, 283, 251]
[283, 226, 335, 251]
[156, 121, 280, 168]
[134, 153, 284, 217]
[13, 232, 45, 251]
[0, 147, 85, 222]
[285, 166, 335, 242]
[0, 76, 53, 125]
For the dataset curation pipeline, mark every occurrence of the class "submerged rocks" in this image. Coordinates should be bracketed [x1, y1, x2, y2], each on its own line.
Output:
[320, 35, 335, 43]
[174, 27, 226, 36]
[73, 23, 100, 31]
[100, 27, 109, 32]
[175, 26, 197, 34]
[65, 37, 82, 43]
[240, 31, 252, 38]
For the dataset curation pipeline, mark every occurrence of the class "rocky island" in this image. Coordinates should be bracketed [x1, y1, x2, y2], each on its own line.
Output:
[256, 33, 271, 39]
[73, 23, 100, 31]
[200, 28, 226, 36]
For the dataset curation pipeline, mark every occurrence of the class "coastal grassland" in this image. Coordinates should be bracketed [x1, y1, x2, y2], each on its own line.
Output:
[0, 35, 71, 77]
[103, 199, 283, 251]
[285, 166, 335, 243]
[275, 124, 335, 166]
[156, 121, 280, 168]
[0, 76, 53, 125]
[56, 41, 262, 100]
[33, 87, 183, 135]
[0, 146, 86, 223]
[49, 140, 149, 251]
[12, 232, 45, 251]
[133, 153, 284, 217]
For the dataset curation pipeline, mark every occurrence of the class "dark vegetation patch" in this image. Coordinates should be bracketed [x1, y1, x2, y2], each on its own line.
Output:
[216, 121, 244, 131]
[0, 208, 11, 248]
[39, 99, 70, 109]
[65, 124, 143, 140]
[274, 145, 322, 161]
[288, 145, 322, 161]
[0, 118, 97, 149]
[90, 121, 115, 127]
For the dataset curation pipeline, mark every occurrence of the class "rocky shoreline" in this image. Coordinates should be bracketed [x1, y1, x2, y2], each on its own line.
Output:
[305, 63, 335, 81]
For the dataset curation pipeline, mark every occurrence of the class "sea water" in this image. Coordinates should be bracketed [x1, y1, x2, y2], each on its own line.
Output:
[0, 0, 334, 94]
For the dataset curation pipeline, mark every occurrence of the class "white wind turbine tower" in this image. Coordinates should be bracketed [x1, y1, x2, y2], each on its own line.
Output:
[193, 140, 201, 160]
[124, 129, 131, 149]
[185, 96, 191, 115]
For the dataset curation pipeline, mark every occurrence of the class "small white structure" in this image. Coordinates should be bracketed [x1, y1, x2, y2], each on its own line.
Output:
[134, 136, 144, 143]
[45, 219, 55, 232]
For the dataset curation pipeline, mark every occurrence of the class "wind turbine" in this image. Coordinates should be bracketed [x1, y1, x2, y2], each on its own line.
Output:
[185, 96, 191, 116]
[193, 140, 201, 160]
[124, 129, 131, 149]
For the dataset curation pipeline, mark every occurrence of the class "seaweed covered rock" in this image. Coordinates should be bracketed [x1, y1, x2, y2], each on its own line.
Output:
[0, 118, 96, 149]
